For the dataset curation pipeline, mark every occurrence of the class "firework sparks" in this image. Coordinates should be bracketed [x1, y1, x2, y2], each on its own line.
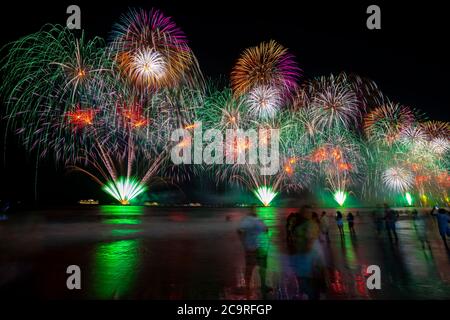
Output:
[253, 186, 278, 207]
[308, 75, 361, 130]
[429, 137, 450, 155]
[364, 103, 415, 145]
[111, 8, 200, 89]
[0, 9, 448, 208]
[420, 121, 450, 139]
[129, 48, 167, 86]
[333, 190, 347, 206]
[231, 40, 300, 97]
[246, 85, 282, 119]
[405, 192, 413, 206]
[65, 106, 96, 128]
[382, 166, 414, 193]
[102, 177, 148, 205]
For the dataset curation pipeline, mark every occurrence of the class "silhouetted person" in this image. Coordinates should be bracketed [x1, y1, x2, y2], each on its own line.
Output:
[430, 206, 450, 250]
[312, 212, 320, 225]
[412, 209, 429, 250]
[319, 211, 330, 242]
[336, 211, 344, 236]
[384, 204, 399, 242]
[286, 211, 298, 245]
[373, 205, 384, 235]
[238, 208, 270, 299]
[347, 212, 355, 235]
[375, 214, 383, 235]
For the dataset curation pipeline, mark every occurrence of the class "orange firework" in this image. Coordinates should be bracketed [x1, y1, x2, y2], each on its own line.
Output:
[420, 120, 450, 139]
[363, 103, 415, 144]
[66, 106, 95, 128]
[409, 163, 423, 172]
[283, 157, 297, 175]
[437, 172, 450, 188]
[184, 123, 199, 130]
[415, 175, 429, 185]
[230, 40, 300, 96]
[177, 136, 191, 148]
[120, 103, 150, 128]
[338, 162, 352, 172]
[310, 146, 328, 163]
[284, 165, 293, 174]
[330, 147, 343, 162]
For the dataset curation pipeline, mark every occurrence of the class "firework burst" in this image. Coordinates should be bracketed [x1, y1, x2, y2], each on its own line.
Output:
[333, 190, 347, 206]
[364, 103, 415, 145]
[111, 8, 201, 90]
[429, 137, 450, 155]
[420, 120, 450, 139]
[306, 75, 361, 130]
[382, 166, 414, 193]
[253, 186, 278, 206]
[231, 40, 300, 97]
[128, 47, 167, 85]
[1, 11, 448, 208]
[246, 85, 282, 119]
[102, 177, 148, 205]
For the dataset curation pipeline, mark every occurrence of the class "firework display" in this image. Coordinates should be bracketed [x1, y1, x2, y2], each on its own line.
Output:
[1, 8, 449, 207]
[1, 9, 203, 205]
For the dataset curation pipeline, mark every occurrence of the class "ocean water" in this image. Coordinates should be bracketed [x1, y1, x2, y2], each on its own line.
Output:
[0, 206, 449, 299]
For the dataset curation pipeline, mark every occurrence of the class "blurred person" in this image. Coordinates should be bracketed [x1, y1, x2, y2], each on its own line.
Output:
[384, 204, 399, 242]
[291, 206, 326, 300]
[373, 205, 384, 235]
[319, 211, 330, 242]
[430, 206, 450, 250]
[312, 212, 320, 226]
[412, 209, 430, 250]
[347, 212, 355, 235]
[238, 207, 271, 299]
[286, 211, 298, 245]
[335, 211, 344, 236]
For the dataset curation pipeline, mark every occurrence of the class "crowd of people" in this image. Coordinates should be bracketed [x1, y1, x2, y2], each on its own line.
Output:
[237, 204, 450, 300]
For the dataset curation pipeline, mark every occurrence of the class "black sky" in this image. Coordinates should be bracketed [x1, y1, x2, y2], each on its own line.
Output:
[1, 0, 449, 203]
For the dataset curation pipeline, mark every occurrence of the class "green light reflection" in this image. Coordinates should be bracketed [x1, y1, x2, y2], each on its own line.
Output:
[92, 239, 141, 299]
[343, 225, 357, 268]
[104, 218, 141, 225]
[100, 205, 144, 216]
[255, 207, 281, 276]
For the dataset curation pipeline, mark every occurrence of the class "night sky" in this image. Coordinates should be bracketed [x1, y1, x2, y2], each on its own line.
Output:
[1, 1, 449, 204]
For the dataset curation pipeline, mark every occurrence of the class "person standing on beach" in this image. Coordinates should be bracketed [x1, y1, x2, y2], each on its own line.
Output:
[347, 212, 355, 235]
[430, 206, 450, 250]
[319, 211, 330, 242]
[384, 204, 399, 242]
[238, 208, 271, 299]
[336, 211, 344, 236]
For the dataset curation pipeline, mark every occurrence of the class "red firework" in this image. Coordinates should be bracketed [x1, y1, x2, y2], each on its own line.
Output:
[65, 106, 96, 128]
[118, 101, 150, 128]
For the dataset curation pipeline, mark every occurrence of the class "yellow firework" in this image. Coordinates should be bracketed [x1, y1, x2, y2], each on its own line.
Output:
[230, 40, 300, 96]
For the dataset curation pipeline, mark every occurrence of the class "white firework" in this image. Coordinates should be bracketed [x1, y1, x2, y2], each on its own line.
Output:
[130, 48, 167, 84]
[429, 137, 450, 155]
[246, 85, 282, 119]
[382, 166, 413, 192]
[399, 125, 427, 147]
[310, 80, 360, 129]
